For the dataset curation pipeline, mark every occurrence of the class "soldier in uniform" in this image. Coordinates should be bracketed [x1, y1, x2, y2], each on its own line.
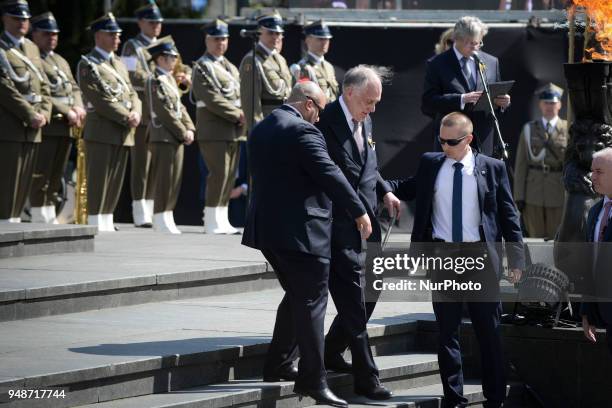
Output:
[145, 36, 195, 234]
[77, 13, 141, 232]
[29, 12, 86, 224]
[239, 12, 292, 131]
[120, 2, 163, 228]
[192, 19, 244, 234]
[289, 20, 339, 102]
[514, 83, 568, 239]
[0, 0, 52, 223]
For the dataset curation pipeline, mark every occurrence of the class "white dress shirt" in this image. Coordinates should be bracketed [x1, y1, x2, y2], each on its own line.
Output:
[94, 46, 113, 61]
[541, 116, 559, 131]
[307, 51, 324, 64]
[593, 196, 612, 242]
[339, 94, 357, 132]
[432, 148, 481, 242]
[257, 42, 275, 56]
[5, 31, 24, 48]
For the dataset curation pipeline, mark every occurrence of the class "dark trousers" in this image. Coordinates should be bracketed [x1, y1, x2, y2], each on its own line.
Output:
[30, 135, 72, 207]
[130, 125, 153, 201]
[85, 141, 129, 215]
[262, 248, 330, 390]
[149, 142, 184, 213]
[324, 246, 379, 388]
[433, 301, 506, 408]
[0, 141, 38, 219]
[199, 141, 240, 207]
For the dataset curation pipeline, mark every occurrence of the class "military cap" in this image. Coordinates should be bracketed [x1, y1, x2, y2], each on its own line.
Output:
[147, 35, 178, 59]
[135, 1, 163, 22]
[304, 20, 332, 39]
[88, 12, 122, 33]
[257, 12, 283, 33]
[31, 11, 59, 33]
[202, 19, 229, 37]
[1, 0, 31, 18]
[537, 83, 563, 103]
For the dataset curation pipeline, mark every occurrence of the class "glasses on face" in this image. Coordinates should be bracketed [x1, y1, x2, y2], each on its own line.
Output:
[439, 134, 469, 147]
[306, 96, 324, 113]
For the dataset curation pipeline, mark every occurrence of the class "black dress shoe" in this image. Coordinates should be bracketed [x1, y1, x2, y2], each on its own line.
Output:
[135, 223, 153, 228]
[262, 365, 298, 382]
[324, 354, 352, 373]
[293, 385, 348, 408]
[355, 380, 393, 400]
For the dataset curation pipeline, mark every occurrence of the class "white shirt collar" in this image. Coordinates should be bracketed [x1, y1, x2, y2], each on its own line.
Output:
[445, 147, 475, 171]
[157, 66, 170, 76]
[542, 116, 559, 129]
[5, 31, 24, 47]
[339, 94, 357, 131]
[94, 46, 113, 61]
[258, 42, 275, 56]
[453, 44, 473, 63]
[206, 52, 223, 62]
[140, 33, 156, 45]
[307, 51, 324, 64]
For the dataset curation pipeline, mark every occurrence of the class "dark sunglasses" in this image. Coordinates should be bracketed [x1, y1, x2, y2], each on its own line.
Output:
[306, 96, 324, 113]
[439, 134, 469, 146]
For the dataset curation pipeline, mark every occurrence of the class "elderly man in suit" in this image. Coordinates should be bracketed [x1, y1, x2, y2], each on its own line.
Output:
[317, 65, 398, 401]
[581, 147, 612, 355]
[390, 112, 524, 408]
[422, 16, 510, 158]
[242, 81, 371, 408]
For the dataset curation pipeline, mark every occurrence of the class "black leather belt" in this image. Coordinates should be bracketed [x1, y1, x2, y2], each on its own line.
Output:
[529, 164, 562, 173]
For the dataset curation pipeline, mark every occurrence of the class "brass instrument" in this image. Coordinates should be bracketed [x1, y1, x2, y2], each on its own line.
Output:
[174, 54, 191, 95]
[73, 125, 88, 225]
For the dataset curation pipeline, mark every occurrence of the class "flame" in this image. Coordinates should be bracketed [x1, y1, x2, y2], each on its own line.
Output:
[573, 0, 612, 61]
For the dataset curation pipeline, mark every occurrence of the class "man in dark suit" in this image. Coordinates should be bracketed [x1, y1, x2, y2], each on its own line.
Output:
[242, 81, 371, 408]
[317, 65, 399, 400]
[422, 16, 510, 158]
[389, 112, 524, 408]
[581, 147, 612, 355]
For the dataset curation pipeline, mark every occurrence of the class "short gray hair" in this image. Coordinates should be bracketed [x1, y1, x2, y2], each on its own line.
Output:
[592, 147, 612, 163]
[342, 65, 393, 93]
[452, 16, 488, 41]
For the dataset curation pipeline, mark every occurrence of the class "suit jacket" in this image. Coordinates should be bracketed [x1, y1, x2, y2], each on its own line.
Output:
[513, 118, 568, 206]
[146, 68, 194, 144]
[316, 99, 392, 249]
[192, 53, 244, 142]
[77, 48, 141, 147]
[39, 50, 84, 137]
[242, 104, 366, 259]
[421, 48, 502, 157]
[581, 199, 612, 327]
[389, 151, 525, 278]
[0, 33, 52, 143]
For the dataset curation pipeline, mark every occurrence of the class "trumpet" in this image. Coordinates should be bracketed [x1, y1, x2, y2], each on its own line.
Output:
[174, 55, 191, 95]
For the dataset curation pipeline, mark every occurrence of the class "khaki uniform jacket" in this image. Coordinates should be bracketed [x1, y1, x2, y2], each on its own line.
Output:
[40, 50, 84, 137]
[0, 33, 52, 143]
[77, 48, 141, 147]
[239, 44, 292, 130]
[290, 53, 339, 102]
[121, 34, 155, 126]
[192, 53, 243, 142]
[146, 68, 194, 145]
[514, 118, 568, 207]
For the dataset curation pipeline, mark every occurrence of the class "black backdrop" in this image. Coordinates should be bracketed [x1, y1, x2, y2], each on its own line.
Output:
[112, 22, 571, 225]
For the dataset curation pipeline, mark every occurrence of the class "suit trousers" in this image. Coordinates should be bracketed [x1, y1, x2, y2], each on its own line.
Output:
[130, 125, 153, 201]
[30, 135, 72, 207]
[150, 142, 184, 213]
[523, 204, 563, 239]
[199, 141, 240, 207]
[85, 140, 129, 215]
[261, 248, 330, 391]
[324, 246, 379, 387]
[0, 141, 38, 219]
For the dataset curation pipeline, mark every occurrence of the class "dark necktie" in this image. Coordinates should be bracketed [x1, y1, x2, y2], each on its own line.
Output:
[352, 119, 365, 156]
[545, 122, 552, 139]
[597, 201, 612, 242]
[452, 162, 464, 243]
[461, 57, 476, 91]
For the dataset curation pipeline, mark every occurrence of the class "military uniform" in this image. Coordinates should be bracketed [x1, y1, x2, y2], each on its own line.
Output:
[239, 13, 292, 131]
[192, 19, 244, 234]
[77, 13, 141, 231]
[0, 0, 52, 222]
[514, 84, 568, 238]
[29, 12, 84, 224]
[289, 21, 339, 102]
[120, 2, 162, 227]
[145, 37, 194, 234]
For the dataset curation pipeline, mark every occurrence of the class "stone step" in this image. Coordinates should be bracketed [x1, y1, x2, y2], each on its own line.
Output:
[72, 353, 440, 408]
[0, 288, 434, 408]
[0, 226, 275, 322]
[0, 223, 96, 258]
